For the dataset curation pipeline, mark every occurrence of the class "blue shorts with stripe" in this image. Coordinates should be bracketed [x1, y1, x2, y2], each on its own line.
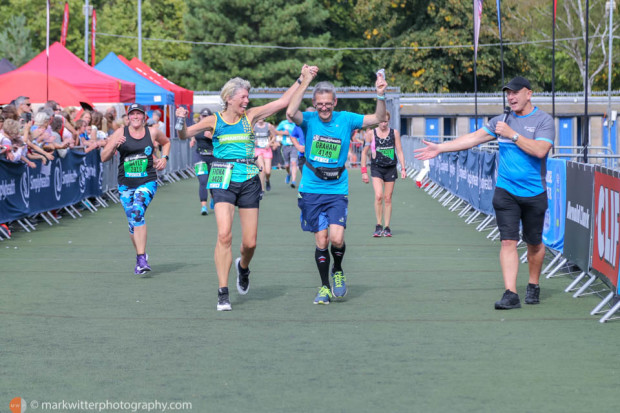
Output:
[298, 192, 348, 233]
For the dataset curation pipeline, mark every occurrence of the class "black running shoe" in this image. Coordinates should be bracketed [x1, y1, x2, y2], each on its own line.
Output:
[494, 289, 521, 310]
[217, 287, 232, 311]
[373, 224, 383, 237]
[235, 257, 250, 295]
[382, 226, 392, 237]
[525, 283, 540, 305]
[266, 180, 271, 191]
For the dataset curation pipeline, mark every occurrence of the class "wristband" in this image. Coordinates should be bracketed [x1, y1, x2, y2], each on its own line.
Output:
[376, 95, 385, 100]
[361, 167, 368, 174]
[162, 155, 169, 161]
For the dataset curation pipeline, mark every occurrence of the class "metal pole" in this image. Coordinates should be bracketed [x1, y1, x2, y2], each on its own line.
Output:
[84, 0, 89, 63]
[607, 0, 615, 166]
[584, 0, 590, 163]
[138, 0, 142, 60]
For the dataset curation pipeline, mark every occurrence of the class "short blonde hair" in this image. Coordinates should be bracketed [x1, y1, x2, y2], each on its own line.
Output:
[220, 77, 251, 110]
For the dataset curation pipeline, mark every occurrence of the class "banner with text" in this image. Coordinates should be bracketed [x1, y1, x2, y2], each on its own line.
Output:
[542, 158, 566, 252]
[592, 167, 620, 291]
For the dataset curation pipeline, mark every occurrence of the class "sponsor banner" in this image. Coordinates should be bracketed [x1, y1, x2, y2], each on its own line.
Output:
[592, 167, 620, 290]
[456, 150, 469, 201]
[0, 151, 102, 222]
[464, 149, 479, 207]
[478, 151, 497, 215]
[563, 162, 593, 272]
[542, 158, 566, 252]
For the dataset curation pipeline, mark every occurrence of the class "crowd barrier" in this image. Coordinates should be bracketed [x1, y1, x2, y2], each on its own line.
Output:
[401, 136, 620, 323]
[0, 138, 194, 238]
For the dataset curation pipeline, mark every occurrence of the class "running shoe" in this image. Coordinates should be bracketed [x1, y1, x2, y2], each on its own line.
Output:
[382, 226, 392, 237]
[313, 286, 333, 305]
[331, 270, 347, 298]
[201, 206, 208, 216]
[285, 174, 291, 184]
[135, 254, 151, 275]
[494, 289, 521, 310]
[210, 199, 215, 209]
[373, 224, 383, 237]
[290, 181, 296, 189]
[266, 180, 271, 191]
[525, 283, 540, 305]
[235, 257, 250, 295]
[217, 287, 232, 311]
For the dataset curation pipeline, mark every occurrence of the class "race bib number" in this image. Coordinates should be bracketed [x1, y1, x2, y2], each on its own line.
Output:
[377, 147, 395, 159]
[309, 135, 342, 164]
[207, 162, 234, 190]
[194, 161, 209, 176]
[123, 155, 148, 178]
[256, 135, 269, 148]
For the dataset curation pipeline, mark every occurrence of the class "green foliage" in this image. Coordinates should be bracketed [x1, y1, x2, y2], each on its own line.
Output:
[0, 15, 37, 66]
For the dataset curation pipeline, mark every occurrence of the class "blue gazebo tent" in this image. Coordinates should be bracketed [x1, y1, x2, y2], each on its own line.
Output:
[95, 52, 174, 105]
[0, 58, 16, 75]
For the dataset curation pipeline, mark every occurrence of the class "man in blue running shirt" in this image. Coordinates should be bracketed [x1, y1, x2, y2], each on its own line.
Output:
[414, 76, 555, 310]
[287, 71, 388, 305]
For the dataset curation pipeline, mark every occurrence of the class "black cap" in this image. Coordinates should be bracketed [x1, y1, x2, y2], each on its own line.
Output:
[502, 76, 532, 92]
[127, 103, 146, 114]
[200, 108, 213, 116]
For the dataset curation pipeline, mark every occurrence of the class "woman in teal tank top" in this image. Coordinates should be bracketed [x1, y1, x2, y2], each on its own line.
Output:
[176, 64, 318, 311]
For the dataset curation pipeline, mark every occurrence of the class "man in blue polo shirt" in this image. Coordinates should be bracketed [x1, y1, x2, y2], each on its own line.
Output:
[286, 74, 388, 305]
[415, 76, 555, 310]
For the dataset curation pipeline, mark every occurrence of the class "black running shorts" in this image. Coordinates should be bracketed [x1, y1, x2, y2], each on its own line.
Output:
[210, 175, 262, 209]
[492, 186, 548, 244]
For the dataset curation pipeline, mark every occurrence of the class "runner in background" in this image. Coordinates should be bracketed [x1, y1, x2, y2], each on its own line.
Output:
[190, 108, 215, 215]
[253, 118, 277, 193]
[276, 118, 299, 188]
[361, 111, 407, 237]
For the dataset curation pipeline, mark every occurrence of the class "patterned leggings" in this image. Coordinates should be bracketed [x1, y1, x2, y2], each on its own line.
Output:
[118, 181, 158, 234]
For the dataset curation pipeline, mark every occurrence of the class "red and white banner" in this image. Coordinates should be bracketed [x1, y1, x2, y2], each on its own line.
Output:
[592, 170, 620, 289]
[91, 9, 96, 66]
[60, 2, 69, 47]
[473, 0, 483, 60]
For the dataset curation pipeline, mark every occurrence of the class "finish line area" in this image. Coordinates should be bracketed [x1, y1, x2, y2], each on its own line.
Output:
[1, 169, 616, 412]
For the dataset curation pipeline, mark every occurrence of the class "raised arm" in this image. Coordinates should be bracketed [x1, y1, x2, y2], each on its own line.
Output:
[250, 65, 317, 125]
[414, 128, 494, 160]
[176, 109, 215, 140]
[361, 73, 388, 128]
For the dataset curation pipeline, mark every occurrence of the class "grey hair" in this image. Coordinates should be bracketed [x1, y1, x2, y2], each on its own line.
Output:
[220, 77, 251, 110]
[313, 81, 337, 101]
[15, 96, 29, 106]
[34, 111, 51, 126]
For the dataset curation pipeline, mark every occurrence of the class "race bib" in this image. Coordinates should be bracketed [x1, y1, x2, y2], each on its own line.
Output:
[194, 161, 209, 176]
[256, 135, 269, 148]
[309, 135, 342, 164]
[377, 147, 395, 159]
[207, 162, 234, 190]
[123, 155, 148, 178]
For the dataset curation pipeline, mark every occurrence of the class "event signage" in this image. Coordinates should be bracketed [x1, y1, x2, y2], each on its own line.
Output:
[592, 168, 620, 291]
[542, 158, 566, 252]
[0, 151, 102, 222]
[563, 162, 594, 273]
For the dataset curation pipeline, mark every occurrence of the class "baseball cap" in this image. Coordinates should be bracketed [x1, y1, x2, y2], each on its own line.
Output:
[502, 76, 532, 92]
[127, 103, 146, 114]
[200, 108, 213, 116]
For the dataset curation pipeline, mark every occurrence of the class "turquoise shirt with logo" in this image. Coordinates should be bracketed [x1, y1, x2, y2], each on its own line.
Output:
[212, 112, 259, 183]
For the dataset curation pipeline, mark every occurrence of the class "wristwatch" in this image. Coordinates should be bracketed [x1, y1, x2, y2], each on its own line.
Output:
[511, 133, 519, 143]
[162, 155, 169, 160]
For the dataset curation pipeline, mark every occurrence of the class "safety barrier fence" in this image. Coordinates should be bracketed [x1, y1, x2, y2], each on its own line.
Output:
[400, 135, 620, 323]
[0, 138, 194, 239]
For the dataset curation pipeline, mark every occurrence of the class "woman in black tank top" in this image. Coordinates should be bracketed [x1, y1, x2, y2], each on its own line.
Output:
[100, 103, 171, 275]
[360, 111, 407, 237]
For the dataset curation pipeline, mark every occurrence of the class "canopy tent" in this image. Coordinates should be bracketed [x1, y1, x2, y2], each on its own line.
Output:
[18, 42, 135, 103]
[118, 55, 193, 106]
[0, 70, 93, 107]
[0, 58, 16, 75]
[96, 52, 174, 106]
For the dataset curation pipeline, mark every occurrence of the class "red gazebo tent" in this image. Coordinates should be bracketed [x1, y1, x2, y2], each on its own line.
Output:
[18, 42, 135, 103]
[0, 70, 93, 107]
[118, 55, 193, 106]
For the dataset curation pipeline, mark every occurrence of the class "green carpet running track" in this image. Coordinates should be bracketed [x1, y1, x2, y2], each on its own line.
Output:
[1, 169, 618, 413]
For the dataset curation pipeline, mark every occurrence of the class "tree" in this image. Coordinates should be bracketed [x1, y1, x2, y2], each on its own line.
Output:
[509, 0, 620, 92]
[0, 15, 37, 67]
